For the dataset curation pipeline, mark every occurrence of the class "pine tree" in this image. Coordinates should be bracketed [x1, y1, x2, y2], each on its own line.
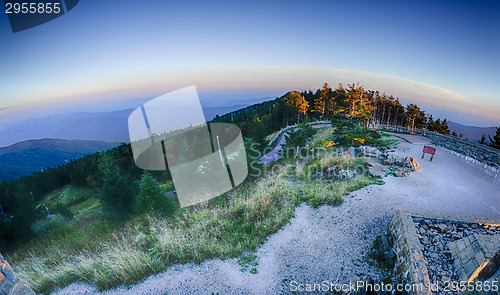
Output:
[284, 91, 309, 123]
[136, 172, 175, 216]
[479, 135, 486, 144]
[97, 153, 136, 219]
[489, 127, 500, 150]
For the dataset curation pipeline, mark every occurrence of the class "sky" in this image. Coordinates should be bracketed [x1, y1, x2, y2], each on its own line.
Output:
[0, 0, 499, 127]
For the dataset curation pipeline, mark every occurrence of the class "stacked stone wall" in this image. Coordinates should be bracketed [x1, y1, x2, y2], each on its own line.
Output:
[0, 254, 35, 295]
[389, 211, 432, 295]
[426, 132, 500, 172]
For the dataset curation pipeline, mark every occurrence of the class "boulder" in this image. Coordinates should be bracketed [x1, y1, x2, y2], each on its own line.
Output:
[365, 157, 381, 167]
[369, 130, 382, 138]
[348, 146, 360, 157]
[368, 165, 385, 178]
[359, 145, 382, 158]
[386, 154, 405, 165]
[405, 157, 422, 171]
[337, 169, 356, 180]
[435, 224, 449, 233]
[326, 165, 337, 173]
[395, 168, 411, 177]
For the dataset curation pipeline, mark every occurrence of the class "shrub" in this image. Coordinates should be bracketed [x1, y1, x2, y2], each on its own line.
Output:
[31, 214, 67, 236]
[136, 172, 176, 216]
[97, 154, 137, 219]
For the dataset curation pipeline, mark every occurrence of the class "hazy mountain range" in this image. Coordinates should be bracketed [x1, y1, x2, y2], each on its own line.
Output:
[0, 99, 270, 148]
[0, 96, 495, 182]
[0, 98, 271, 181]
[447, 121, 496, 143]
[0, 139, 119, 181]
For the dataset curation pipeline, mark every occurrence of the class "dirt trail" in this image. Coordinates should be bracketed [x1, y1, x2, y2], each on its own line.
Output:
[259, 123, 331, 164]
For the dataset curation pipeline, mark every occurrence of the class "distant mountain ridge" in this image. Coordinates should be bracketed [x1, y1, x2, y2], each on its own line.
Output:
[447, 121, 496, 143]
[0, 99, 272, 148]
[0, 138, 119, 181]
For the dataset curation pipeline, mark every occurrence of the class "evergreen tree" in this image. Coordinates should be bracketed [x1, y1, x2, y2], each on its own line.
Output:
[479, 135, 486, 144]
[97, 153, 136, 219]
[136, 172, 175, 216]
[344, 83, 371, 121]
[441, 119, 450, 134]
[284, 91, 309, 123]
[489, 127, 500, 150]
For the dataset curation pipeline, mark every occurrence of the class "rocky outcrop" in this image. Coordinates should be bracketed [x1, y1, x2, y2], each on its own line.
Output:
[359, 146, 383, 158]
[337, 169, 357, 180]
[0, 254, 35, 295]
[405, 157, 422, 171]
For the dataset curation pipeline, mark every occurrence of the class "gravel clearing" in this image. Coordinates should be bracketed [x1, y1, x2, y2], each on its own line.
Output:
[51, 133, 500, 295]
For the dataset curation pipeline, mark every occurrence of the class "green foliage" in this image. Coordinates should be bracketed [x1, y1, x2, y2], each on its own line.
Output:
[489, 127, 500, 150]
[330, 120, 385, 147]
[281, 123, 316, 157]
[306, 126, 337, 150]
[97, 154, 137, 220]
[428, 118, 450, 134]
[136, 172, 176, 216]
[31, 214, 68, 236]
[40, 186, 91, 209]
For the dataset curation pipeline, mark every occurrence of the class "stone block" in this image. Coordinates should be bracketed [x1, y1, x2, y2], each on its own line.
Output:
[464, 259, 479, 279]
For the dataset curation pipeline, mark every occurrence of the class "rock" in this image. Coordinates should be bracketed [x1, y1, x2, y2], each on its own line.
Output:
[369, 130, 382, 138]
[405, 157, 422, 171]
[326, 165, 337, 173]
[359, 145, 382, 158]
[348, 146, 360, 157]
[314, 171, 324, 179]
[435, 223, 449, 233]
[365, 157, 380, 167]
[337, 169, 356, 180]
[387, 154, 405, 165]
[395, 167, 411, 177]
[368, 165, 385, 178]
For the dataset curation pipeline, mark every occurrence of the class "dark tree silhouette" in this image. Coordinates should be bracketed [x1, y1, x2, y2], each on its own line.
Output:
[489, 127, 500, 150]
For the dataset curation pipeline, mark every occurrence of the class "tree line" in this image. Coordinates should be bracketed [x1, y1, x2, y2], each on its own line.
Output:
[1, 82, 495, 249]
[214, 83, 451, 146]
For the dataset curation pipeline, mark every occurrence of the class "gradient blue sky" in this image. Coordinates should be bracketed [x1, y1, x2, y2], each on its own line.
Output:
[1, 0, 499, 126]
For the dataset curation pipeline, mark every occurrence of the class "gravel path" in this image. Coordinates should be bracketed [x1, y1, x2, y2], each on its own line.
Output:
[51, 133, 500, 295]
[259, 123, 331, 164]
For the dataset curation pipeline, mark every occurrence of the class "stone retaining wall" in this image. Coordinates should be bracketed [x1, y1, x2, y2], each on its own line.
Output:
[389, 210, 500, 295]
[389, 210, 432, 295]
[426, 132, 500, 171]
[0, 254, 35, 295]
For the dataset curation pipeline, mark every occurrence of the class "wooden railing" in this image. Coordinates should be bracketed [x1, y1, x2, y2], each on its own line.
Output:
[367, 123, 427, 136]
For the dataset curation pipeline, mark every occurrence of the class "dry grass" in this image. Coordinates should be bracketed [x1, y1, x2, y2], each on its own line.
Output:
[11, 153, 378, 294]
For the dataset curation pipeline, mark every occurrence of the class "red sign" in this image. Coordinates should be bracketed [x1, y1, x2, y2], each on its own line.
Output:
[423, 146, 436, 155]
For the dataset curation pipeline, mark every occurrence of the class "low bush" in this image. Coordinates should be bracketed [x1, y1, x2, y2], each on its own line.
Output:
[31, 214, 67, 236]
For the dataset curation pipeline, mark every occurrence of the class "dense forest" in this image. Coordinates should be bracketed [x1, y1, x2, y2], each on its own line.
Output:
[0, 82, 474, 248]
[213, 83, 451, 145]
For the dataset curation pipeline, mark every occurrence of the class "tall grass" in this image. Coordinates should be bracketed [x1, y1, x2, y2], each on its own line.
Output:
[10, 153, 379, 294]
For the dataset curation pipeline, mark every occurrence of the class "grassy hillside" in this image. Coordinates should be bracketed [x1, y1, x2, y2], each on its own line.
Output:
[6, 123, 387, 294]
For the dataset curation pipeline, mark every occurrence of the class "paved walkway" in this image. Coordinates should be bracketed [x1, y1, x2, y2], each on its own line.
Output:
[259, 123, 331, 164]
